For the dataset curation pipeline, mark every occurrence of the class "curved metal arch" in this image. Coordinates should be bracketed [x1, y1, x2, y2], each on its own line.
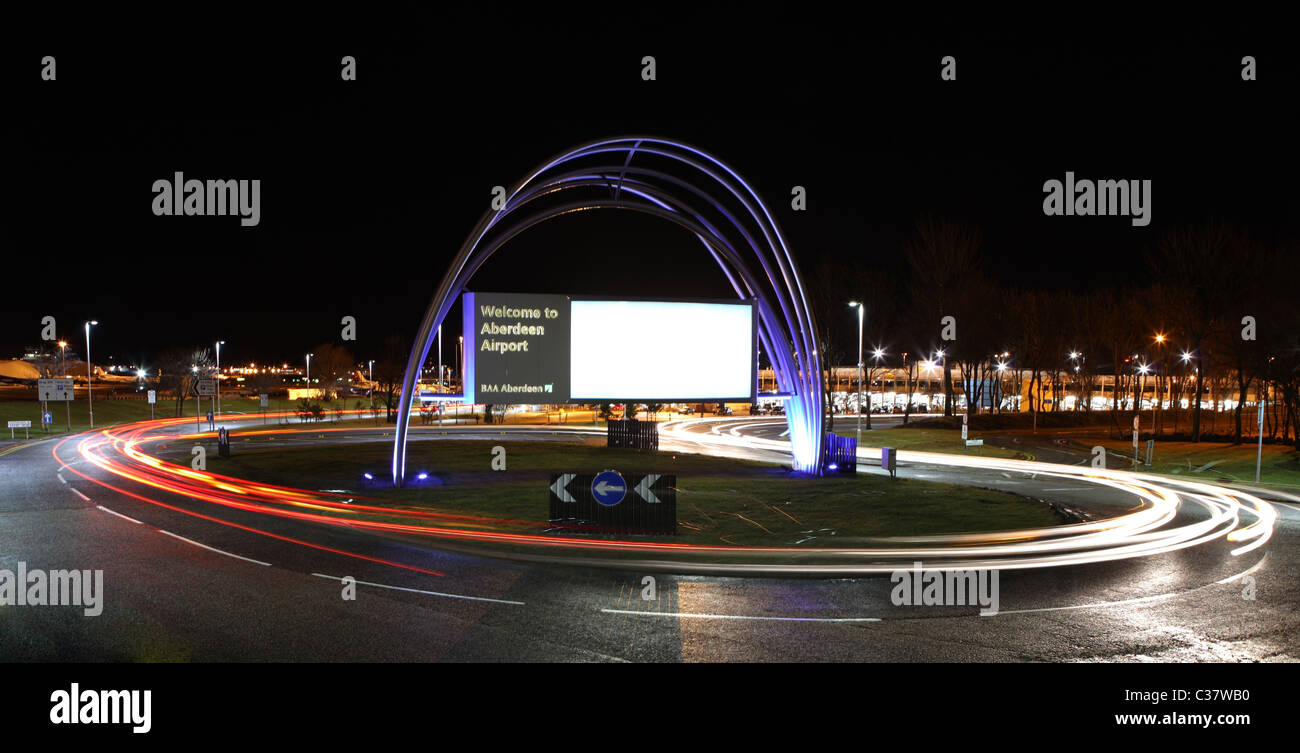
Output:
[393, 137, 824, 484]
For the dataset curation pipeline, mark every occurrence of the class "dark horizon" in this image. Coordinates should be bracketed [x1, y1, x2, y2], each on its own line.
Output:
[5, 15, 1297, 366]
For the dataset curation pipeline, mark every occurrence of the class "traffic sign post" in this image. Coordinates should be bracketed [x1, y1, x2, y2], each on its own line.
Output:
[195, 378, 217, 431]
[549, 470, 676, 533]
[1256, 398, 1265, 484]
[8, 420, 31, 439]
[148, 389, 156, 420]
[260, 393, 269, 425]
[1132, 415, 1140, 470]
[37, 378, 74, 432]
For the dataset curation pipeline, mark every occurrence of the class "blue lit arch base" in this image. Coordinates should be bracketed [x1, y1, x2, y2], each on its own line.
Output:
[392, 136, 825, 485]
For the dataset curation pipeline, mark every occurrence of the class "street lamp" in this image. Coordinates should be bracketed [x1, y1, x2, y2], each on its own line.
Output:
[368, 360, 375, 382]
[1139, 362, 1156, 428]
[872, 347, 885, 417]
[306, 354, 313, 391]
[848, 301, 866, 437]
[215, 340, 225, 420]
[996, 359, 1008, 410]
[84, 321, 98, 428]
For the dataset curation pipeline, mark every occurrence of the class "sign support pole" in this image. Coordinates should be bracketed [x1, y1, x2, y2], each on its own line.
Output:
[1256, 397, 1265, 484]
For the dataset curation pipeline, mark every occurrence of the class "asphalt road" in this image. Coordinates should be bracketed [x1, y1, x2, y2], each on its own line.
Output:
[1, 415, 1296, 661]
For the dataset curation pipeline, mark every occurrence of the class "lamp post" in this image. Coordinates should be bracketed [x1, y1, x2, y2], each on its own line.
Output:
[849, 301, 866, 437]
[934, 349, 946, 414]
[437, 325, 443, 393]
[215, 340, 225, 420]
[1256, 389, 1266, 483]
[368, 360, 375, 382]
[457, 335, 463, 391]
[902, 351, 910, 424]
[306, 354, 313, 393]
[1152, 333, 1167, 433]
[192, 365, 200, 431]
[872, 347, 885, 419]
[84, 321, 98, 428]
[1069, 351, 1081, 411]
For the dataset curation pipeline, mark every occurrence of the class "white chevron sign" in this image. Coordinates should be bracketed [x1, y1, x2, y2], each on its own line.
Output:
[634, 474, 662, 504]
[550, 473, 576, 503]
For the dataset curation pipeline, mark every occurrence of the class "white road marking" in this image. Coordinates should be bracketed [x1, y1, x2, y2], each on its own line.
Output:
[1273, 501, 1300, 514]
[57, 473, 66, 484]
[1042, 487, 1090, 492]
[602, 608, 880, 623]
[1215, 554, 1269, 584]
[989, 591, 1182, 616]
[69, 487, 90, 501]
[158, 530, 272, 566]
[311, 573, 525, 605]
[96, 505, 143, 525]
[992, 556, 1270, 616]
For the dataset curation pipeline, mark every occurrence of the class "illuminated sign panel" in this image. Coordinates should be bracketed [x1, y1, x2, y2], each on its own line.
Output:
[463, 293, 755, 404]
[463, 292, 570, 405]
[569, 299, 755, 401]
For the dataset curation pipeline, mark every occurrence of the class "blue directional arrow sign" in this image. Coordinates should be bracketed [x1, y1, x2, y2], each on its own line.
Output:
[591, 469, 627, 507]
[42, 412, 53, 424]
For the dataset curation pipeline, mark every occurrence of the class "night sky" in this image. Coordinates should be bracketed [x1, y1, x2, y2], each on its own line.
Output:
[4, 12, 1296, 368]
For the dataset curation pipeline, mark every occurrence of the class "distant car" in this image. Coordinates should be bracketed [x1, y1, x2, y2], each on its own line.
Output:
[678, 405, 695, 414]
[717, 405, 734, 416]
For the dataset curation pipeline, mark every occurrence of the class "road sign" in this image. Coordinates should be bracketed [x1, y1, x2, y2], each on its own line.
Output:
[549, 472, 676, 533]
[197, 379, 216, 396]
[8, 420, 31, 439]
[965, 439, 983, 446]
[259, 393, 269, 408]
[42, 412, 52, 424]
[38, 378, 74, 402]
[147, 390, 156, 404]
[633, 474, 664, 504]
[591, 470, 627, 506]
[961, 423, 968, 440]
[206, 411, 214, 424]
[550, 473, 577, 503]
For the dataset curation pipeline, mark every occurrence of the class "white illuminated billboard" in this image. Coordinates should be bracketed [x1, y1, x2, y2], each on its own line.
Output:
[569, 299, 755, 401]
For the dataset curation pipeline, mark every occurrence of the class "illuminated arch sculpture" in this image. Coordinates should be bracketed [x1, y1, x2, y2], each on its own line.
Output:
[392, 136, 824, 485]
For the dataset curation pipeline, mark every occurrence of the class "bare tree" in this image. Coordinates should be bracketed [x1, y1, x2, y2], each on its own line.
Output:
[905, 215, 983, 417]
